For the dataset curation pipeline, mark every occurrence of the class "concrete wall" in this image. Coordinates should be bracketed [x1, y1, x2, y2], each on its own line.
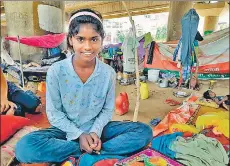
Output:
[4, 1, 64, 61]
[4, 1, 38, 60]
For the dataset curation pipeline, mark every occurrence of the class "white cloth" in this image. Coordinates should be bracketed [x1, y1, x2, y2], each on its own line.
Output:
[121, 29, 139, 73]
[1, 39, 14, 65]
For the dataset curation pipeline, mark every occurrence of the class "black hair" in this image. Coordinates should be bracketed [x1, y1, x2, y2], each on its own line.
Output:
[67, 8, 105, 49]
[203, 90, 212, 99]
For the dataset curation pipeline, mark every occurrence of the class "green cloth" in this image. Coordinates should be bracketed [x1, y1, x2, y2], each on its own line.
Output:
[100, 52, 112, 59]
[143, 32, 153, 48]
[170, 134, 228, 166]
[204, 30, 213, 36]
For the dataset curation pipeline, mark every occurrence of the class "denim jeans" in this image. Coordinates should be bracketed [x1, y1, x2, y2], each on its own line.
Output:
[7, 81, 41, 116]
[10, 90, 41, 114]
[181, 9, 199, 67]
[15, 121, 153, 164]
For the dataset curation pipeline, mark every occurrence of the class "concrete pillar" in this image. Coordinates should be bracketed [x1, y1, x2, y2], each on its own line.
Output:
[167, 1, 193, 41]
[203, 16, 219, 35]
[1, 25, 7, 37]
[4, 1, 64, 61]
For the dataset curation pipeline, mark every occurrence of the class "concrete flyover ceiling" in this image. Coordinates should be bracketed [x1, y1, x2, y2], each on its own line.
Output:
[65, 1, 110, 13]
[194, 1, 228, 16]
[65, 1, 170, 19]
[1, 1, 170, 27]
[1, 1, 229, 28]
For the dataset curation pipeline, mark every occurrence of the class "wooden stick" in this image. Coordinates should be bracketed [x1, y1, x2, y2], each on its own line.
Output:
[6, 156, 15, 166]
[190, 50, 200, 89]
[195, 59, 199, 79]
[121, 1, 140, 122]
[194, 58, 200, 88]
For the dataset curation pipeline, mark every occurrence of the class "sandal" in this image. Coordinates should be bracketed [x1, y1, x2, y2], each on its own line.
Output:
[165, 98, 181, 106]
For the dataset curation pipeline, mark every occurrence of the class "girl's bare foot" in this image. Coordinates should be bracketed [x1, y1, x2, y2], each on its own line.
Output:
[34, 104, 43, 114]
[6, 108, 15, 115]
[223, 102, 229, 111]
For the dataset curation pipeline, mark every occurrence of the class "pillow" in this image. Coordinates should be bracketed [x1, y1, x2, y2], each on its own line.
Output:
[1, 115, 32, 143]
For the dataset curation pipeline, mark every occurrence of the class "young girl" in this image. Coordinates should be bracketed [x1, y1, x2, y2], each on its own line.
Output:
[203, 90, 230, 110]
[15, 9, 152, 165]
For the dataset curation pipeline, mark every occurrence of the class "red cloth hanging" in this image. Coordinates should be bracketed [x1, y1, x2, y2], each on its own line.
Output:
[5, 33, 66, 48]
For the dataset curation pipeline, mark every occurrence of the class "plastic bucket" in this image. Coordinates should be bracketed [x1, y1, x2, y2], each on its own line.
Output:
[148, 69, 160, 82]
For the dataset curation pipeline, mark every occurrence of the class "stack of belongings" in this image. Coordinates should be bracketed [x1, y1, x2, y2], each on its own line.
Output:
[152, 96, 229, 166]
[152, 132, 229, 166]
[41, 47, 67, 66]
[100, 44, 123, 72]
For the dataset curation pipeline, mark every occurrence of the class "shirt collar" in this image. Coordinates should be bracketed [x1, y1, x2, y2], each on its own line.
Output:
[68, 55, 101, 79]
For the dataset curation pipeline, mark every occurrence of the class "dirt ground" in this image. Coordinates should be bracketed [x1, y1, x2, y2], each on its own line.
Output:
[113, 79, 230, 124]
[7, 73, 229, 126]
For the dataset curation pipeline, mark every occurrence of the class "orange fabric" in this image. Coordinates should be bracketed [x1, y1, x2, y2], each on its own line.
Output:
[187, 96, 199, 102]
[38, 82, 46, 93]
[144, 44, 229, 74]
[183, 131, 194, 137]
[94, 159, 119, 166]
[153, 103, 197, 137]
[196, 62, 229, 74]
[144, 45, 180, 72]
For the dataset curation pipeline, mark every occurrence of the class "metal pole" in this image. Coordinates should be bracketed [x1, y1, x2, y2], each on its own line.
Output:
[17, 36, 25, 88]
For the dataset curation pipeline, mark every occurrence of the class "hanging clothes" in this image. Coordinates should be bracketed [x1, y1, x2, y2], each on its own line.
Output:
[195, 31, 204, 41]
[180, 9, 199, 67]
[173, 38, 182, 62]
[146, 41, 155, 64]
[121, 29, 139, 73]
[191, 41, 198, 66]
[173, 37, 199, 67]
[143, 32, 153, 48]
[5, 33, 66, 48]
[108, 47, 114, 59]
[182, 66, 191, 81]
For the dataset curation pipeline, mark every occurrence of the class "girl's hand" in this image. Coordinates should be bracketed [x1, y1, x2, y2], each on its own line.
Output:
[79, 133, 94, 153]
[89, 132, 102, 151]
[1, 99, 17, 113]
